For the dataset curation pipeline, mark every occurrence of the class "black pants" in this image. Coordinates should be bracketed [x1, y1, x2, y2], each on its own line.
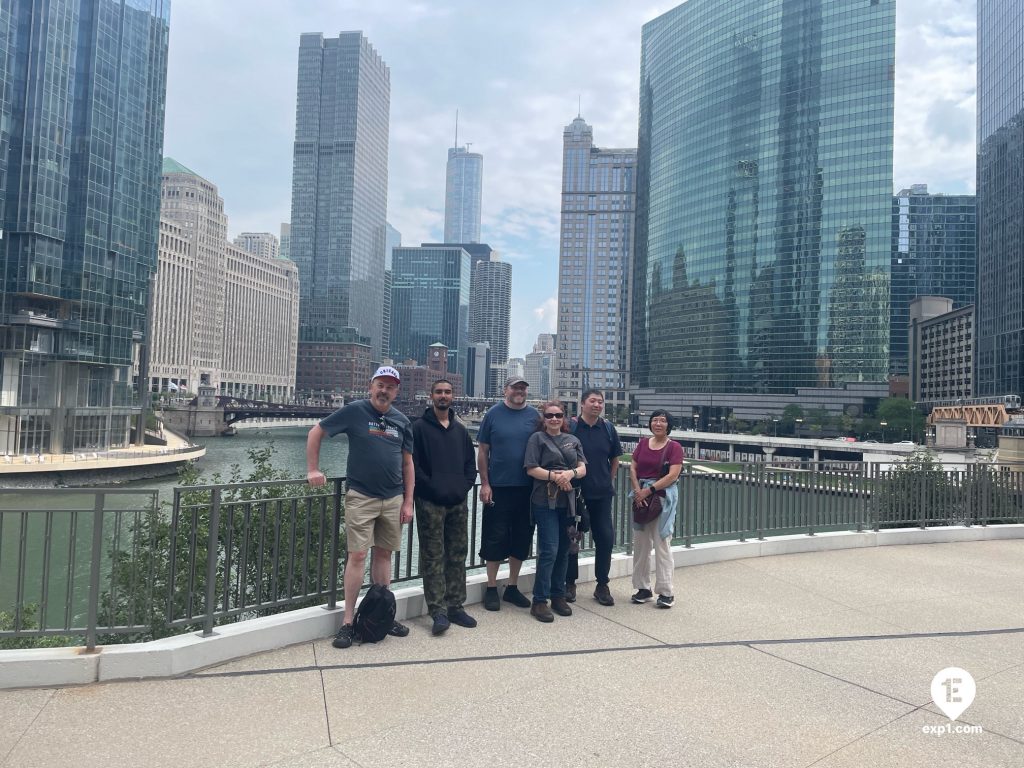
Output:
[566, 495, 614, 586]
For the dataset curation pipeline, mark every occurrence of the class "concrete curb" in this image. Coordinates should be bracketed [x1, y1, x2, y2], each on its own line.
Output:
[3, 524, 1022, 689]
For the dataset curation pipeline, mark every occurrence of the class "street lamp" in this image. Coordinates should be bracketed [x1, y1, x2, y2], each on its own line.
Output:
[880, 421, 888, 442]
[795, 417, 803, 437]
[772, 417, 779, 436]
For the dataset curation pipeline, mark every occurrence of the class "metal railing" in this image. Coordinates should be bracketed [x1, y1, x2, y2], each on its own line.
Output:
[3, 460, 1023, 648]
[0, 489, 160, 650]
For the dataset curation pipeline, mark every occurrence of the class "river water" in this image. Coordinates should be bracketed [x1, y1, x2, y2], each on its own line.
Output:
[125, 425, 350, 502]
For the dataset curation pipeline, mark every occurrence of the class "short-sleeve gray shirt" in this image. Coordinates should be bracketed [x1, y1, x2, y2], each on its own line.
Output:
[319, 400, 413, 499]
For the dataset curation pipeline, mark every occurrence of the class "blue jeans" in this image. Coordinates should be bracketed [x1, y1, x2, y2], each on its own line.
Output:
[532, 504, 570, 603]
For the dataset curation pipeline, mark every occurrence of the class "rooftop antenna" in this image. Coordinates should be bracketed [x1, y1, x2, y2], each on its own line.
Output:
[578, 95, 582, 118]
[454, 109, 459, 150]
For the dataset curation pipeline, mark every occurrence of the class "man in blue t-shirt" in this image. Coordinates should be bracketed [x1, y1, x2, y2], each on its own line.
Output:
[477, 376, 539, 611]
[307, 366, 414, 649]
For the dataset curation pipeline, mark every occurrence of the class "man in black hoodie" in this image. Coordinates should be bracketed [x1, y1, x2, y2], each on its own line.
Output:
[412, 379, 479, 635]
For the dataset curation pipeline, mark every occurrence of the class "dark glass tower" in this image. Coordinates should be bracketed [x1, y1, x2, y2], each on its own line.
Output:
[290, 32, 390, 359]
[0, 0, 170, 454]
[890, 186, 976, 377]
[631, 0, 895, 406]
[975, 0, 1024, 397]
[389, 246, 470, 373]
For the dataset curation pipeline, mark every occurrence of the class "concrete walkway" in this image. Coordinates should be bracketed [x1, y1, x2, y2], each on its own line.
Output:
[2, 540, 1022, 768]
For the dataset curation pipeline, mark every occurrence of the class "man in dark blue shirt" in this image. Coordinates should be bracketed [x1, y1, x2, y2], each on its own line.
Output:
[307, 366, 415, 648]
[569, 389, 623, 606]
[476, 376, 538, 611]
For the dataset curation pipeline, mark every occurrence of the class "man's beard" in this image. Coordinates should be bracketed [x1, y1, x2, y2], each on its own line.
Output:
[435, 401, 450, 411]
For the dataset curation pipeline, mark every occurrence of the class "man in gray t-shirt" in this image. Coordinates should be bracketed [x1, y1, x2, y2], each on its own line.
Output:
[307, 365, 414, 649]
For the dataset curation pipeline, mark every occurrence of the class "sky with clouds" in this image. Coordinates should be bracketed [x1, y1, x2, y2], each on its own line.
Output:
[162, 0, 977, 359]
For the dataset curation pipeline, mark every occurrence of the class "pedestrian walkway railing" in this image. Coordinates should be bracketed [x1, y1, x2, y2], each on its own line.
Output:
[3, 459, 1023, 649]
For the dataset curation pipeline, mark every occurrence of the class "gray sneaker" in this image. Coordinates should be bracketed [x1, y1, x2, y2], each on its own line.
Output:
[656, 594, 675, 609]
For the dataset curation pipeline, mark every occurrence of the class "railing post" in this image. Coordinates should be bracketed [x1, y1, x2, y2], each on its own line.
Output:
[327, 478, 343, 610]
[871, 463, 880, 532]
[201, 487, 221, 637]
[684, 467, 693, 548]
[918, 467, 927, 530]
[757, 463, 766, 540]
[85, 492, 105, 653]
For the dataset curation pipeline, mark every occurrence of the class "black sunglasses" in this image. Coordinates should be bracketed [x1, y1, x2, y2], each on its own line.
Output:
[543, 412, 564, 419]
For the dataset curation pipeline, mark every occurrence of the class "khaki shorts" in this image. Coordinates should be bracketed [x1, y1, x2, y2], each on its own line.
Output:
[345, 489, 403, 553]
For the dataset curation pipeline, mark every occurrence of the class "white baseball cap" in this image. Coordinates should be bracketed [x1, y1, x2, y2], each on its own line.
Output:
[372, 365, 401, 382]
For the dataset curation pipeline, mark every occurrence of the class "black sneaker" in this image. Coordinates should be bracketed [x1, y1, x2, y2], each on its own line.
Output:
[594, 583, 615, 606]
[431, 614, 450, 635]
[388, 620, 410, 637]
[484, 586, 500, 611]
[565, 582, 577, 603]
[332, 623, 356, 648]
[631, 589, 654, 604]
[656, 594, 675, 609]
[448, 607, 477, 628]
[503, 585, 531, 608]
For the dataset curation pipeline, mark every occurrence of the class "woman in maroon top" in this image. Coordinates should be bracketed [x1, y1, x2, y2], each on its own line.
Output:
[629, 410, 684, 608]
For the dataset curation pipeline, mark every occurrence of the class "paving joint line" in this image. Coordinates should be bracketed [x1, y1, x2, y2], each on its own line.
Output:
[186, 626, 1024, 681]
[311, 641, 333, 747]
[0, 689, 55, 766]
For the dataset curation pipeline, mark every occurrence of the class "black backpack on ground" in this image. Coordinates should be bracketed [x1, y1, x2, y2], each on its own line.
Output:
[353, 584, 396, 643]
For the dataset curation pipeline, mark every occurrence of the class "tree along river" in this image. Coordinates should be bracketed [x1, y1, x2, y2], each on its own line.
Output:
[1, 427, 348, 621]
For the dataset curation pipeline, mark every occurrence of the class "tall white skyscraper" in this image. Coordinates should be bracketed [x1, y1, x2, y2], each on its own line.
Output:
[555, 117, 636, 414]
[444, 146, 483, 243]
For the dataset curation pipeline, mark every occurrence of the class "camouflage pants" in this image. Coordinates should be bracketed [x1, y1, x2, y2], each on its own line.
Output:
[414, 498, 469, 617]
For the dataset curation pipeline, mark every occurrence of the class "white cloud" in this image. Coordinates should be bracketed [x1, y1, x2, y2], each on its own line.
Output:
[163, 0, 981, 359]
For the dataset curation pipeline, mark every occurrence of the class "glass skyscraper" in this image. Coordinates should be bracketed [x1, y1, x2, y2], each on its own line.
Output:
[631, 0, 895, 412]
[290, 32, 390, 359]
[555, 117, 635, 414]
[0, 0, 170, 455]
[890, 185, 976, 377]
[444, 147, 483, 244]
[975, 0, 1024, 397]
[389, 246, 470, 374]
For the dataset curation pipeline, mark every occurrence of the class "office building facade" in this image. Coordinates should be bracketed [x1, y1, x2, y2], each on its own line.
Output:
[389, 246, 470, 373]
[279, 223, 291, 261]
[234, 232, 280, 261]
[890, 185, 976, 377]
[631, 0, 895, 419]
[444, 147, 483, 243]
[0, 0, 170, 455]
[151, 161, 299, 401]
[469, 255, 511, 396]
[909, 297, 974, 402]
[555, 117, 635, 412]
[465, 342, 491, 398]
[290, 32, 390, 365]
[975, 0, 1024, 397]
[524, 333, 555, 400]
[382, 222, 401, 359]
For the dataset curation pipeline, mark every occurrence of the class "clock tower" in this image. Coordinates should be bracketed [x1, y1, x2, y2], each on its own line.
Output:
[427, 343, 449, 375]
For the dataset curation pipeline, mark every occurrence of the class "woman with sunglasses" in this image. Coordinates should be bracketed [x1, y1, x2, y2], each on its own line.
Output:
[629, 409, 684, 608]
[523, 401, 587, 622]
